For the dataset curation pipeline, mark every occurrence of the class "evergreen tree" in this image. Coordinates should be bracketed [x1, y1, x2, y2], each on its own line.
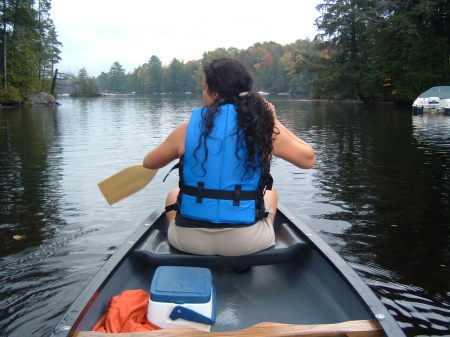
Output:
[313, 0, 376, 99]
[7, 0, 41, 95]
[1, 0, 9, 89]
[70, 67, 99, 97]
[36, 0, 61, 81]
[108, 61, 126, 93]
[369, 0, 450, 103]
[147, 55, 162, 93]
[310, 0, 450, 102]
[96, 71, 109, 92]
[164, 58, 185, 93]
[0, 0, 61, 101]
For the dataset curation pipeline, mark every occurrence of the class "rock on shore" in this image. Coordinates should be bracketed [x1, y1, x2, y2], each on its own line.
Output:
[30, 92, 57, 105]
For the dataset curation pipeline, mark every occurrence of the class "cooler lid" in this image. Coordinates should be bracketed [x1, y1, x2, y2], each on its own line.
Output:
[150, 266, 212, 303]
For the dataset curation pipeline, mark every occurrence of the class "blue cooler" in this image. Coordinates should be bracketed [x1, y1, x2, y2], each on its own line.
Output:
[147, 266, 216, 331]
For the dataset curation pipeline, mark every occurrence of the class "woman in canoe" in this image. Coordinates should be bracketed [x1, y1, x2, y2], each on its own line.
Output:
[143, 58, 315, 256]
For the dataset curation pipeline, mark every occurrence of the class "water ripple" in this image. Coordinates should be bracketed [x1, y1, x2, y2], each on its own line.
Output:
[1, 98, 449, 336]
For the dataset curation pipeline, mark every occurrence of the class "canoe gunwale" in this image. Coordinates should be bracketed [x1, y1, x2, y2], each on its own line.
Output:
[50, 208, 166, 337]
[276, 205, 405, 337]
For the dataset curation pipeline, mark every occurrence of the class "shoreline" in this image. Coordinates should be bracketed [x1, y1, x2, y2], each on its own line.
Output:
[284, 98, 400, 105]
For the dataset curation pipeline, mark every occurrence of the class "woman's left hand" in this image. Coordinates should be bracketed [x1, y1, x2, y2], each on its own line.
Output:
[264, 99, 277, 120]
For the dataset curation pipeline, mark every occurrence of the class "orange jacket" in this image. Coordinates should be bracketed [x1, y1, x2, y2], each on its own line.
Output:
[93, 289, 159, 332]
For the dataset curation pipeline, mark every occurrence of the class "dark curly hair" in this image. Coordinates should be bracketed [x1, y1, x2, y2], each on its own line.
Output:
[195, 58, 277, 176]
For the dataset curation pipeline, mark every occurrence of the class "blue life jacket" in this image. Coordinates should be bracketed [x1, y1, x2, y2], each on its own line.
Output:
[174, 104, 271, 228]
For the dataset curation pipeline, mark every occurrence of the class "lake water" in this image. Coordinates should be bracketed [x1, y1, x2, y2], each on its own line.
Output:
[0, 95, 449, 336]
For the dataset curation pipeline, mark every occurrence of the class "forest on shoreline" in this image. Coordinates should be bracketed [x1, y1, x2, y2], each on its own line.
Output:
[1, 0, 449, 105]
[0, 0, 61, 105]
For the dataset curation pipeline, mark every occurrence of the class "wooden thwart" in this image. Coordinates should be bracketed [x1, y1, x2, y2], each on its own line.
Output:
[97, 165, 157, 205]
[74, 319, 383, 337]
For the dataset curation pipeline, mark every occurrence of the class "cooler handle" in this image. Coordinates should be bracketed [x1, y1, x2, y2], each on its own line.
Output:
[169, 305, 216, 325]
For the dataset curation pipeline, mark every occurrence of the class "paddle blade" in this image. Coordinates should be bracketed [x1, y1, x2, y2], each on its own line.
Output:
[98, 165, 157, 205]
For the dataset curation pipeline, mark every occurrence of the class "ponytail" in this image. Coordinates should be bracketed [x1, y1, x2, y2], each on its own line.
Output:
[235, 93, 276, 175]
[195, 58, 277, 176]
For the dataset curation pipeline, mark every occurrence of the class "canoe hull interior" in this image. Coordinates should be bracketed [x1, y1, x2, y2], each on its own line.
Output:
[51, 206, 405, 337]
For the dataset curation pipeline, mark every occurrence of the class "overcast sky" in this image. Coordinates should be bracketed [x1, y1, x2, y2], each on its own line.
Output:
[51, 0, 322, 76]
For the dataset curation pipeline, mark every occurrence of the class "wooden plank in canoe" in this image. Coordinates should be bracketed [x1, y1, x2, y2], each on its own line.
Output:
[74, 319, 383, 337]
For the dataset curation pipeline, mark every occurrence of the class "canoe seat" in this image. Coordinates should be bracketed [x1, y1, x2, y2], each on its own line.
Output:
[132, 222, 308, 268]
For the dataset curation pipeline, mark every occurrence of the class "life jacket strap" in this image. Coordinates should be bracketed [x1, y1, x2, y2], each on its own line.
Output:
[163, 162, 180, 182]
[165, 203, 179, 213]
[181, 183, 260, 203]
[265, 173, 273, 191]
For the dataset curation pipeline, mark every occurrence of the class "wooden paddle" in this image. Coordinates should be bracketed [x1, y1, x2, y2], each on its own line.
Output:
[98, 165, 158, 205]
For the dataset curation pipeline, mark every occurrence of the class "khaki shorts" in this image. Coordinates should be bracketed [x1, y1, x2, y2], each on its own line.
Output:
[168, 216, 275, 256]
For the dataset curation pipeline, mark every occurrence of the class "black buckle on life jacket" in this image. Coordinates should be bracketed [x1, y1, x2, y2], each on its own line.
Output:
[196, 182, 204, 203]
[256, 207, 270, 219]
[233, 185, 242, 206]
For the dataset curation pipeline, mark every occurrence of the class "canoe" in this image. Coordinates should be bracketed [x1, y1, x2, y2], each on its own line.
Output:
[50, 205, 406, 337]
